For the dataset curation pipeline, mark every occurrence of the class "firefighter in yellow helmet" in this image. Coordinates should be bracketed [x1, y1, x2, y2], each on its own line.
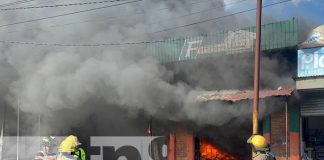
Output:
[247, 135, 276, 160]
[57, 135, 85, 160]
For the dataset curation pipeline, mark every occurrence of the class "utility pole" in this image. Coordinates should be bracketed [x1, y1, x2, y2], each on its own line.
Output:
[0, 105, 6, 160]
[252, 0, 262, 136]
[38, 114, 41, 148]
[251, 1, 262, 158]
[17, 99, 20, 160]
[149, 117, 152, 160]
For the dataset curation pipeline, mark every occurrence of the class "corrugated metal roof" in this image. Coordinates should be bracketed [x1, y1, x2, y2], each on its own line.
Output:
[147, 18, 298, 63]
[196, 87, 294, 102]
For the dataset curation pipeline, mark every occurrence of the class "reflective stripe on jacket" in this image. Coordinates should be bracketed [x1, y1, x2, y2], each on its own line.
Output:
[253, 151, 276, 160]
[74, 147, 86, 160]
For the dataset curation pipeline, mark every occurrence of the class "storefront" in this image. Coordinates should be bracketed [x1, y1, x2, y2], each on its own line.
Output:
[296, 36, 324, 159]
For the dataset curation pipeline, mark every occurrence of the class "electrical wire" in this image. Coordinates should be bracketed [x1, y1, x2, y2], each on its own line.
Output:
[0, 0, 207, 11]
[0, 0, 293, 47]
[152, 0, 292, 34]
[0, 0, 35, 8]
[4, 0, 245, 34]
[0, 39, 179, 46]
[0, 0, 141, 28]
[148, 0, 248, 26]
[0, 0, 131, 11]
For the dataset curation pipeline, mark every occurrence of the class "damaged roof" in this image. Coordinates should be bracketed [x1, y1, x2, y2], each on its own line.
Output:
[196, 87, 294, 102]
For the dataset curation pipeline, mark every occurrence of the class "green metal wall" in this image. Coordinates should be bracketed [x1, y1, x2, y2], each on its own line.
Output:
[263, 115, 271, 134]
[289, 104, 300, 132]
[147, 18, 298, 63]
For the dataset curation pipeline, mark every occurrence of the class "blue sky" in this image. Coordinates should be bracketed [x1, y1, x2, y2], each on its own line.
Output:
[224, 0, 324, 25]
[274, 0, 324, 24]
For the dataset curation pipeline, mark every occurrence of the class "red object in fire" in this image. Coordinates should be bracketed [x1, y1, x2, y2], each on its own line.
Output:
[200, 140, 240, 160]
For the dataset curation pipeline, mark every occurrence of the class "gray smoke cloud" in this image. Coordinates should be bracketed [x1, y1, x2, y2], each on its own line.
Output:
[0, 0, 298, 140]
[0, 1, 308, 159]
[0, 0, 226, 132]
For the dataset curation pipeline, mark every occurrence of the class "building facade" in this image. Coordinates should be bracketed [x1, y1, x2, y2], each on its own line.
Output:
[147, 19, 324, 160]
[295, 27, 324, 159]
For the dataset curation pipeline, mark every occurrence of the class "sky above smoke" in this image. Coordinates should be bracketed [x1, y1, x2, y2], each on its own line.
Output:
[0, 0, 316, 137]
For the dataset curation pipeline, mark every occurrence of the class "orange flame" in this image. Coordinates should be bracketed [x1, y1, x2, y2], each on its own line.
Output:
[200, 140, 239, 160]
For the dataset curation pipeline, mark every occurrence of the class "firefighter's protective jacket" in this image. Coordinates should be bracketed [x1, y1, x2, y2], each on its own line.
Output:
[57, 153, 79, 160]
[253, 151, 276, 160]
[74, 147, 86, 160]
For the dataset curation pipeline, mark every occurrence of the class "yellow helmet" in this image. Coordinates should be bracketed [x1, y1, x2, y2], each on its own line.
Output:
[247, 135, 268, 149]
[59, 135, 81, 152]
[65, 135, 81, 146]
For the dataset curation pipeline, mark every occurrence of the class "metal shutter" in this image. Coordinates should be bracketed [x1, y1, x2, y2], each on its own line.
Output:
[301, 98, 324, 116]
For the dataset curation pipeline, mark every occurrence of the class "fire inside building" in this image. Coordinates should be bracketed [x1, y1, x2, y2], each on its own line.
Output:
[150, 18, 301, 160]
[148, 18, 324, 160]
[0, 18, 324, 160]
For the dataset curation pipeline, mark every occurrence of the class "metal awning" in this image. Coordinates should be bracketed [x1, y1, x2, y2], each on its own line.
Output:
[196, 87, 294, 102]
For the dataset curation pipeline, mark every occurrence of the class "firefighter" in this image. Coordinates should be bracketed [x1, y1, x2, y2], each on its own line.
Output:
[34, 136, 58, 160]
[71, 136, 86, 160]
[74, 146, 86, 160]
[247, 135, 276, 160]
[57, 135, 83, 160]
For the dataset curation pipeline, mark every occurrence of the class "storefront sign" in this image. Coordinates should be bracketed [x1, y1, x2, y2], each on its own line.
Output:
[197, 30, 255, 55]
[1, 136, 167, 160]
[178, 30, 255, 60]
[298, 47, 324, 77]
[179, 38, 203, 60]
[91, 136, 167, 160]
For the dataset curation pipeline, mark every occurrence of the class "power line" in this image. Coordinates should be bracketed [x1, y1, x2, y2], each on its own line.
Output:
[33, 0, 60, 5]
[0, 0, 35, 8]
[4, 0, 244, 34]
[148, 0, 248, 26]
[0, 0, 141, 28]
[152, 0, 292, 34]
[18, 0, 60, 9]
[0, 0, 293, 47]
[0, 0, 130, 11]
[0, 39, 179, 47]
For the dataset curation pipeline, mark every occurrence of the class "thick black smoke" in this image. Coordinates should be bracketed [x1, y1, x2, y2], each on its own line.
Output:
[0, 1, 313, 159]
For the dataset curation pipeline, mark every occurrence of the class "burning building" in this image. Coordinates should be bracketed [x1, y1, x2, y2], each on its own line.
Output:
[147, 18, 300, 160]
[167, 133, 241, 160]
[157, 21, 324, 160]
[0, 18, 323, 160]
[165, 87, 294, 160]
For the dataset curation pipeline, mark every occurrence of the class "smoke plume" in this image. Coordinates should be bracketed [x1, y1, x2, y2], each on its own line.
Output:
[0, 0, 308, 139]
